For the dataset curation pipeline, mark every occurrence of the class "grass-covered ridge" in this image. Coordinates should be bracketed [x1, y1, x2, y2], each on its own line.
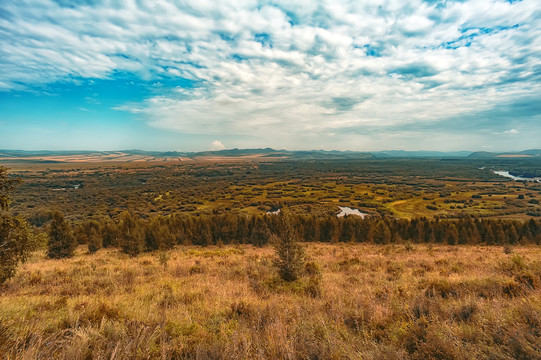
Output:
[1, 244, 540, 359]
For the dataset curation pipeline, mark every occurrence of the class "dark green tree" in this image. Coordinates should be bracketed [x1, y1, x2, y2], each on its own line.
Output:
[101, 218, 119, 248]
[303, 215, 320, 242]
[0, 167, 35, 283]
[507, 224, 518, 245]
[458, 226, 468, 245]
[251, 216, 270, 247]
[0, 167, 20, 211]
[446, 223, 459, 245]
[370, 220, 391, 244]
[145, 216, 175, 251]
[494, 224, 506, 245]
[118, 211, 144, 256]
[484, 225, 496, 245]
[85, 220, 102, 254]
[0, 216, 34, 283]
[47, 212, 76, 259]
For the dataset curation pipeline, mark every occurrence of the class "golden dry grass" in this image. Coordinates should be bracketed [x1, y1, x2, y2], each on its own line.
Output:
[1, 244, 540, 359]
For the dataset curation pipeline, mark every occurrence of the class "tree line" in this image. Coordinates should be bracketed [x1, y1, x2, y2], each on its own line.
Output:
[55, 212, 540, 257]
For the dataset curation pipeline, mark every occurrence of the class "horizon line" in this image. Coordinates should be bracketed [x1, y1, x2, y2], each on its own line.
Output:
[1, 148, 539, 154]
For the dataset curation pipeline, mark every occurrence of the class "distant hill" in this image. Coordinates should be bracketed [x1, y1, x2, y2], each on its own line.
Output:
[190, 148, 281, 157]
[468, 149, 541, 159]
[190, 148, 375, 160]
[1, 148, 540, 163]
[287, 150, 374, 160]
[373, 150, 472, 158]
[0, 150, 98, 157]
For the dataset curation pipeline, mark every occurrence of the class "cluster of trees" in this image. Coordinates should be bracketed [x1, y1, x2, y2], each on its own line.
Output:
[1, 168, 78, 284]
[58, 212, 540, 257]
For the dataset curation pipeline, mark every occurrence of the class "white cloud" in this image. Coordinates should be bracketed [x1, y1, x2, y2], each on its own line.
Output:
[210, 140, 226, 150]
[504, 128, 519, 134]
[1, 0, 540, 150]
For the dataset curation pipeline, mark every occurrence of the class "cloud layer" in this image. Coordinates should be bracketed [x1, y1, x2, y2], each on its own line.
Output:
[1, 0, 540, 150]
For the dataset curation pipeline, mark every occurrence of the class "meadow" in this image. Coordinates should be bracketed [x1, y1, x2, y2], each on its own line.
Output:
[1, 243, 540, 359]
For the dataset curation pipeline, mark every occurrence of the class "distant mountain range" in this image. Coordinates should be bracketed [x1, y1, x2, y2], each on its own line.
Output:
[0, 148, 539, 163]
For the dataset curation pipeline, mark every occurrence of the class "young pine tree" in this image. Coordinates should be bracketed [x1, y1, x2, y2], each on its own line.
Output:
[446, 223, 459, 245]
[251, 217, 270, 247]
[273, 216, 305, 282]
[47, 212, 76, 259]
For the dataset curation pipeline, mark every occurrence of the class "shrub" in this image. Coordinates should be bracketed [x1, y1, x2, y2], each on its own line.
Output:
[503, 245, 513, 254]
[424, 279, 458, 298]
[453, 303, 477, 322]
[189, 261, 204, 275]
[158, 251, 169, 271]
[404, 241, 415, 252]
[229, 300, 253, 319]
[304, 261, 321, 277]
[305, 275, 322, 298]
[510, 254, 526, 270]
[304, 261, 322, 297]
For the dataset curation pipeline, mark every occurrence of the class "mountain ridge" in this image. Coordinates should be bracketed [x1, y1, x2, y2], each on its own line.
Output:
[0, 148, 539, 162]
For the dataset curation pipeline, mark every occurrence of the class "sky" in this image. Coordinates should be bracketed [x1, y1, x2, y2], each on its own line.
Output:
[0, 0, 540, 152]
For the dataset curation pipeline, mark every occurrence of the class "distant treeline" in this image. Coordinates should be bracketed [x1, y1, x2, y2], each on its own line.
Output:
[66, 213, 541, 255]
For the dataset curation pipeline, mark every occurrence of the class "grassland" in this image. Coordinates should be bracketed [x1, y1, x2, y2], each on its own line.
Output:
[1, 243, 540, 359]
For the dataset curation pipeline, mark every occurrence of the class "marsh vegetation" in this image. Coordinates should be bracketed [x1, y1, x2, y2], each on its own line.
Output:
[7, 158, 541, 222]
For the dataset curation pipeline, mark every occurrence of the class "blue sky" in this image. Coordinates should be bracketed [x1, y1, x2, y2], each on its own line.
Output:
[1, 0, 540, 151]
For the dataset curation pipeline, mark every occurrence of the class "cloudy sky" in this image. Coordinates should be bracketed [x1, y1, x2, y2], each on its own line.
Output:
[1, 0, 540, 151]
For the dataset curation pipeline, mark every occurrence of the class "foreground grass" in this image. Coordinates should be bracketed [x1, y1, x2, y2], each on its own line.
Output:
[1, 244, 540, 359]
